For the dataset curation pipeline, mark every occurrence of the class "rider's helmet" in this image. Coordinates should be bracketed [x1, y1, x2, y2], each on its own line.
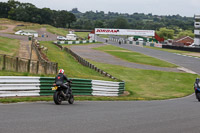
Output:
[58, 69, 64, 74]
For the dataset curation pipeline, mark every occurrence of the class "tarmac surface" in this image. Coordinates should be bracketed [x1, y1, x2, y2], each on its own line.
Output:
[96, 36, 200, 75]
[70, 43, 183, 73]
[0, 94, 200, 133]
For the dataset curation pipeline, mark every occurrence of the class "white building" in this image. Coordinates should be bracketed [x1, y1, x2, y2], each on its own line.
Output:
[15, 30, 38, 37]
[194, 15, 200, 45]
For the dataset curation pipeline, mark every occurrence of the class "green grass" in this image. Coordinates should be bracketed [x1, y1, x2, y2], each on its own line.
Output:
[88, 60, 197, 100]
[75, 32, 90, 39]
[45, 25, 69, 36]
[40, 41, 113, 81]
[0, 25, 7, 30]
[145, 46, 200, 58]
[0, 36, 20, 56]
[0, 61, 197, 103]
[94, 45, 177, 68]
[0, 70, 54, 77]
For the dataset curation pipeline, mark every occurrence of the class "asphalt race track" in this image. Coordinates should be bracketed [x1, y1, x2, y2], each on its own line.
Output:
[97, 36, 200, 75]
[0, 95, 200, 133]
[1, 37, 200, 133]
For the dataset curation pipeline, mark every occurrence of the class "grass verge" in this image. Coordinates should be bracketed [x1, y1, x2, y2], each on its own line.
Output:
[0, 60, 197, 103]
[94, 45, 177, 68]
[75, 32, 90, 39]
[0, 25, 7, 30]
[0, 70, 55, 77]
[40, 41, 113, 81]
[88, 60, 197, 100]
[0, 36, 20, 56]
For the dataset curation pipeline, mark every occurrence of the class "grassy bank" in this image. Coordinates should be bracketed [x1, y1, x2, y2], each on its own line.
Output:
[0, 70, 54, 77]
[0, 61, 197, 103]
[0, 25, 7, 30]
[40, 41, 113, 81]
[94, 45, 177, 68]
[89, 60, 197, 100]
[0, 36, 20, 56]
[75, 32, 90, 39]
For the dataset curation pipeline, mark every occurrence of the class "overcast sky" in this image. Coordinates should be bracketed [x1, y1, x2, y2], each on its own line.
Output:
[1, 0, 200, 17]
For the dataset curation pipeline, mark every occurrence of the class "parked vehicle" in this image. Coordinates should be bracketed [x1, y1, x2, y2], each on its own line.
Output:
[188, 43, 200, 48]
[57, 36, 67, 41]
[66, 34, 77, 41]
[52, 81, 74, 105]
[194, 78, 200, 101]
[138, 38, 144, 42]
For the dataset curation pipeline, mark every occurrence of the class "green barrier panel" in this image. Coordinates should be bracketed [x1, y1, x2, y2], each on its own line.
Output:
[129, 41, 133, 44]
[136, 41, 139, 45]
[65, 41, 68, 44]
[39, 77, 125, 96]
[150, 43, 154, 47]
[80, 41, 83, 44]
[143, 42, 146, 46]
[72, 41, 76, 44]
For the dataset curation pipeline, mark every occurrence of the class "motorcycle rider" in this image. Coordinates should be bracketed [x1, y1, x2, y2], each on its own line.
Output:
[55, 69, 72, 96]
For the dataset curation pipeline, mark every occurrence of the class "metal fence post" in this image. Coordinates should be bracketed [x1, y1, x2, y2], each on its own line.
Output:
[27, 59, 31, 72]
[3, 55, 6, 70]
[56, 63, 58, 74]
[36, 61, 39, 74]
[16, 57, 19, 72]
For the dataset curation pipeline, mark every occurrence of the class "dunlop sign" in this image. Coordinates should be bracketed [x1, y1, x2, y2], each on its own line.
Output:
[95, 28, 155, 36]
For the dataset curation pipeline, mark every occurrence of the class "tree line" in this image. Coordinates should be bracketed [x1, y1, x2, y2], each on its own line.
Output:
[70, 8, 195, 39]
[0, 0, 76, 28]
[0, 1, 195, 39]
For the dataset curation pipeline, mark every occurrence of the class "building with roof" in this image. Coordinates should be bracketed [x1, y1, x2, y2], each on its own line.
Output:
[172, 36, 194, 46]
[15, 30, 38, 37]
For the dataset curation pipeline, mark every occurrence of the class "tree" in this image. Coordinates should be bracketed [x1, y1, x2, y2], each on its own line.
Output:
[0, 2, 10, 18]
[94, 20, 105, 28]
[157, 27, 174, 39]
[177, 30, 194, 38]
[113, 17, 130, 29]
[67, 13, 76, 28]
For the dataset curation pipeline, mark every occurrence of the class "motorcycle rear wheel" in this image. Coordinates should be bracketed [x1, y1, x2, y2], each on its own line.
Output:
[53, 91, 62, 105]
[68, 94, 74, 104]
[196, 93, 200, 102]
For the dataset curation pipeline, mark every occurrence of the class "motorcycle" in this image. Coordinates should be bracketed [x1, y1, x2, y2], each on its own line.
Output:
[52, 82, 74, 105]
[194, 78, 200, 102]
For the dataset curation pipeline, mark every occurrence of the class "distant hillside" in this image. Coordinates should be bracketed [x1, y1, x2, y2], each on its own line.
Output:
[0, 0, 76, 28]
[70, 8, 194, 33]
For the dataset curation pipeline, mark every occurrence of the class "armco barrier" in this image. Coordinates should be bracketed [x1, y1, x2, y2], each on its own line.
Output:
[56, 40, 96, 45]
[53, 42, 121, 81]
[0, 76, 125, 97]
[162, 45, 200, 52]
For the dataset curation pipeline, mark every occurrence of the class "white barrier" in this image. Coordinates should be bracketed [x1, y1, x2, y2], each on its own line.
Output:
[0, 76, 125, 97]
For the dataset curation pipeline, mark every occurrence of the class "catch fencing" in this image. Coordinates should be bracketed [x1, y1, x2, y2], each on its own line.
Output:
[0, 76, 125, 97]
[0, 54, 40, 74]
[162, 45, 200, 52]
[32, 39, 58, 74]
[109, 37, 163, 48]
[0, 39, 58, 74]
[56, 40, 96, 45]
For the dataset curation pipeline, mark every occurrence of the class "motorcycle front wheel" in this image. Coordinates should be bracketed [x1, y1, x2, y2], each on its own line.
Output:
[53, 91, 62, 105]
